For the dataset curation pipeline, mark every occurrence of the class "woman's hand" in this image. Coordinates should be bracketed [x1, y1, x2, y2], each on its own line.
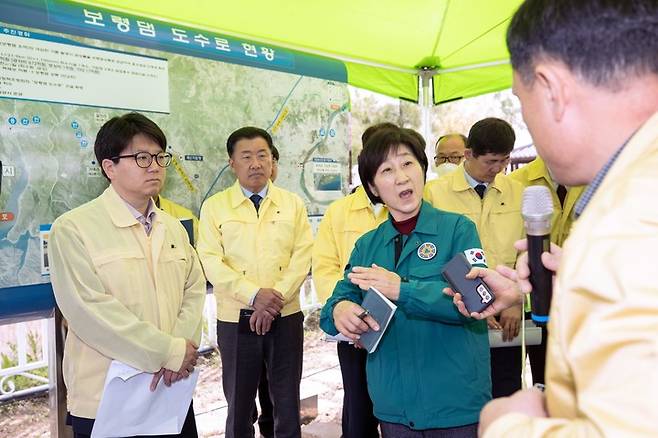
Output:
[333, 300, 380, 342]
[444, 266, 524, 319]
[348, 264, 401, 300]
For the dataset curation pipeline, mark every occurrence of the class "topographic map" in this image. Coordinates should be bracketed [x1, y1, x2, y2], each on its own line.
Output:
[0, 27, 350, 289]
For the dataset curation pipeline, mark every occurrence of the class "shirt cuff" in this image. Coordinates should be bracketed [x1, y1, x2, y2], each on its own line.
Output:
[248, 289, 259, 307]
[163, 337, 187, 372]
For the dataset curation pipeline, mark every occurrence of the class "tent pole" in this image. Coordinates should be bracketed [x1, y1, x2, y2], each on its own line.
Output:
[419, 69, 435, 174]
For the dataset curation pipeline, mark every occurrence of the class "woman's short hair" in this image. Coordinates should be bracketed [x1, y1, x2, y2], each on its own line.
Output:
[358, 127, 428, 204]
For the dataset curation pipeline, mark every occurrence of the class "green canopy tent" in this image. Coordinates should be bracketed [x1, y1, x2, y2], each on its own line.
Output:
[71, 0, 523, 104]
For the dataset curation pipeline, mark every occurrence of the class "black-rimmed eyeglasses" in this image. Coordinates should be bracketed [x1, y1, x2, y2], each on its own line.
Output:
[110, 151, 172, 168]
[434, 155, 464, 164]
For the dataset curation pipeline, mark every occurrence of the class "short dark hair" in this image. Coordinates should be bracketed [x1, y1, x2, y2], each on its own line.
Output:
[358, 127, 428, 204]
[270, 144, 279, 161]
[95, 112, 166, 180]
[403, 128, 426, 148]
[507, 0, 658, 88]
[467, 118, 515, 156]
[361, 122, 398, 145]
[436, 133, 467, 148]
[226, 127, 273, 157]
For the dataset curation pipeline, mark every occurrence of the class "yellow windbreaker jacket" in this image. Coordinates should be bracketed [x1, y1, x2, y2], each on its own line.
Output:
[486, 111, 658, 437]
[510, 157, 585, 246]
[311, 186, 388, 303]
[424, 167, 525, 268]
[197, 181, 313, 322]
[49, 185, 206, 418]
[157, 195, 199, 245]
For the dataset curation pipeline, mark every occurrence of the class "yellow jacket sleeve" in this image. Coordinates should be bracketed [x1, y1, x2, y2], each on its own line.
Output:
[311, 206, 343, 304]
[485, 413, 596, 437]
[49, 220, 186, 373]
[486, 240, 658, 437]
[273, 200, 313, 303]
[197, 201, 260, 305]
[170, 237, 207, 346]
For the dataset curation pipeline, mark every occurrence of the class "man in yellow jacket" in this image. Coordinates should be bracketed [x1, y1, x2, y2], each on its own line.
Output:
[312, 122, 394, 438]
[155, 194, 199, 245]
[49, 112, 206, 437]
[433, 133, 467, 178]
[448, 1, 658, 436]
[197, 127, 312, 438]
[509, 156, 585, 387]
[509, 156, 584, 247]
[425, 117, 526, 399]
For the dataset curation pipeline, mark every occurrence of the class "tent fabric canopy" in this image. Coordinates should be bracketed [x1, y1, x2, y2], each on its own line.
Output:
[73, 0, 522, 103]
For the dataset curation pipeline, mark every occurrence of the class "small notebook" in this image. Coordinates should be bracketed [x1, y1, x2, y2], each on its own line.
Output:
[359, 287, 397, 354]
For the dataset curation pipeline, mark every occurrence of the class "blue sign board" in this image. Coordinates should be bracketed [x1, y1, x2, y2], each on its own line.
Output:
[0, 0, 347, 83]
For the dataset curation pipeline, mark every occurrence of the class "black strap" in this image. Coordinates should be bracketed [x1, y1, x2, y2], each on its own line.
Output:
[250, 193, 262, 213]
[557, 184, 567, 208]
[394, 234, 403, 266]
[475, 184, 486, 199]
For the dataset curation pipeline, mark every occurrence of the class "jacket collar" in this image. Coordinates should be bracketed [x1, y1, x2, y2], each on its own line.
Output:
[380, 200, 435, 242]
[228, 180, 280, 209]
[525, 157, 552, 185]
[101, 185, 165, 228]
[449, 164, 504, 194]
[350, 186, 372, 211]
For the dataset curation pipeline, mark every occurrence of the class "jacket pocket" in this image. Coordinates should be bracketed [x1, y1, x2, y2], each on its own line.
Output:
[91, 250, 147, 310]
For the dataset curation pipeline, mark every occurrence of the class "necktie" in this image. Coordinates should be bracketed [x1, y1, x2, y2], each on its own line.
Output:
[474, 184, 486, 199]
[250, 193, 262, 213]
[557, 185, 567, 208]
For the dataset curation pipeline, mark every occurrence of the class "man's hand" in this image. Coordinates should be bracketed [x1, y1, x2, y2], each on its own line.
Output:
[479, 388, 548, 436]
[499, 304, 522, 342]
[514, 239, 562, 294]
[444, 266, 524, 319]
[177, 339, 199, 375]
[249, 309, 274, 335]
[332, 300, 380, 342]
[253, 288, 284, 316]
[150, 368, 185, 391]
[486, 316, 502, 330]
[348, 264, 401, 301]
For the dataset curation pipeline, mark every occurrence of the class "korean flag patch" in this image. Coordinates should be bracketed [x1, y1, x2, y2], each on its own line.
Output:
[464, 248, 487, 266]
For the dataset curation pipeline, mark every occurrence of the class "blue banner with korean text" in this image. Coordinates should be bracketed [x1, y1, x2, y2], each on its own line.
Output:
[0, 0, 347, 83]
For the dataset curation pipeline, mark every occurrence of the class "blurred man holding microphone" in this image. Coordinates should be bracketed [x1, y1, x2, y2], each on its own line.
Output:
[446, 0, 658, 436]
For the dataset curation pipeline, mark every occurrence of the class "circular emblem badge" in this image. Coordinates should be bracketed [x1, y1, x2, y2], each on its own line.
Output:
[417, 242, 437, 260]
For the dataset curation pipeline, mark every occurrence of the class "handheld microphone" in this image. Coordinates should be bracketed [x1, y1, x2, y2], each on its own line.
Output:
[522, 186, 554, 326]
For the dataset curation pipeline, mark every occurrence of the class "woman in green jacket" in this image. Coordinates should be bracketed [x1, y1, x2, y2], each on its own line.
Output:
[320, 127, 490, 437]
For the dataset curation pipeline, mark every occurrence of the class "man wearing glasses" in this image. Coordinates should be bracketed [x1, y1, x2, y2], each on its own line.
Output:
[434, 133, 466, 177]
[49, 112, 206, 437]
[425, 117, 526, 399]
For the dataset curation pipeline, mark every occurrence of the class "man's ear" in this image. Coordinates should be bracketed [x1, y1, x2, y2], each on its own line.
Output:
[534, 63, 571, 123]
[101, 159, 115, 181]
[464, 148, 474, 160]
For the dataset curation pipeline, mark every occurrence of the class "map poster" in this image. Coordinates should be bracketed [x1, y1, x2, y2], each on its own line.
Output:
[312, 157, 342, 193]
[0, 26, 169, 113]
[0, 22, 350, 291]
[39, 224, 51, 276]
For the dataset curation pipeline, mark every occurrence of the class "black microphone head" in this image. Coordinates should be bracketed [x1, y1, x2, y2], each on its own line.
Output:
[522, 185, 553, 235]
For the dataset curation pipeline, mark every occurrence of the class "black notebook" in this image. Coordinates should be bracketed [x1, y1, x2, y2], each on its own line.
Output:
[359, 287, 397, 354]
